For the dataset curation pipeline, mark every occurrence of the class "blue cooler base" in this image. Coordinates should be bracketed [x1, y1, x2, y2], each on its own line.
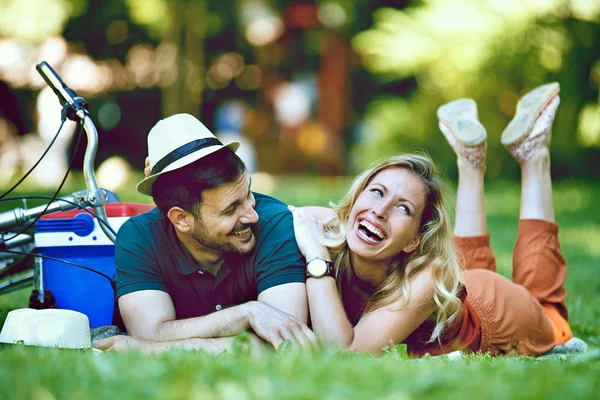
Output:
[40, 245, 116, 329]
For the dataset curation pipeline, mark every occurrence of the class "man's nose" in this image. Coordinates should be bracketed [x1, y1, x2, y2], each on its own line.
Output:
[240, 202, 259, 224]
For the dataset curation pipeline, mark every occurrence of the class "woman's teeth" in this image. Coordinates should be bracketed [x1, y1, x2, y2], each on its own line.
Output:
[358, 220, 386, 241]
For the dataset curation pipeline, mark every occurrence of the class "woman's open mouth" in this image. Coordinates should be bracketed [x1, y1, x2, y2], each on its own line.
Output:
[356, 219, 387, 244]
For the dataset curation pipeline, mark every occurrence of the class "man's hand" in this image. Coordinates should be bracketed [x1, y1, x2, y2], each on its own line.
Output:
[245, 301, 317, 351]
[95, 333, 275, 357]
[95, 335, 154, 353]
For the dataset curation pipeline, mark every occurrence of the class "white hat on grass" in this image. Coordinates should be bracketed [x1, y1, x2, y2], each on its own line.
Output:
[136, 113, 240, 196]
[0, 308, 91, 349]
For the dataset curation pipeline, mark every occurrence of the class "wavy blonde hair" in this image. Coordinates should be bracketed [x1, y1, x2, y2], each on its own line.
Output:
[322, 153, 462, 342]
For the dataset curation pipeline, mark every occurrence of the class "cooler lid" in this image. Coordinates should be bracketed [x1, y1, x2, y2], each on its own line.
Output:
[41, 203, 155, 219]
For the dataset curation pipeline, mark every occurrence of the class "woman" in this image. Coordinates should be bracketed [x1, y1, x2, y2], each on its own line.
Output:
[289, 82, 576, 356]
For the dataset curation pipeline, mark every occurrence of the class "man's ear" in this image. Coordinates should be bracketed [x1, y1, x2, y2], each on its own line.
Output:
[403, 233, 422, 254]
[167, 207, 194, 233]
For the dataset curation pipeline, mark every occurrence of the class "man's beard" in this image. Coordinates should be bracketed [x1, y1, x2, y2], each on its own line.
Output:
[191, 221, 256, 255]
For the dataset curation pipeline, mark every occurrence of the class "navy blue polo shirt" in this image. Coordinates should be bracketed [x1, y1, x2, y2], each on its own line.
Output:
[114, 192, 305, 319]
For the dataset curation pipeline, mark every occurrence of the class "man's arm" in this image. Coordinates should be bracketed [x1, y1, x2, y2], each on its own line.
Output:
[251, 198, 313, 324]
[119, 289, 316, 350]
[257, 282, 308, 323]
[95, 332, 272, 357]
[119, 289, 248, 340]
[256, 208, 333, 323]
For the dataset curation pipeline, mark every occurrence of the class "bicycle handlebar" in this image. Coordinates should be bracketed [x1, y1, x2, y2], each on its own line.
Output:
[38, 61, 116, 242]
[36, 61, 89, 122]
[79, 116, 115, 242]
[0, 193, 81, 232]
[0, 61, 116, 243]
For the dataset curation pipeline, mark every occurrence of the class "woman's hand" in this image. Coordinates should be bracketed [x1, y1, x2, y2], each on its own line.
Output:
[288, 205, 330, 261]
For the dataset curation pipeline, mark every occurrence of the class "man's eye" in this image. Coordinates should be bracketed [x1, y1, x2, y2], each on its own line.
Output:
[223, 208, 235, 216]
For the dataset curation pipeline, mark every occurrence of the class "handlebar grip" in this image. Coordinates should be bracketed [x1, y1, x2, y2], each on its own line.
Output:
[36, 61, 88, 121]
[36, 61, 76, 107]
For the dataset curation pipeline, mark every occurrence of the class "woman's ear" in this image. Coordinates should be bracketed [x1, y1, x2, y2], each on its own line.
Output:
[167, 207, 194, 233]
[403, 233, 422, 254]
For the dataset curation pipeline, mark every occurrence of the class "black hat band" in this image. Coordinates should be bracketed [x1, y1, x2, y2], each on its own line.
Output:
[150, 137, 223, 175]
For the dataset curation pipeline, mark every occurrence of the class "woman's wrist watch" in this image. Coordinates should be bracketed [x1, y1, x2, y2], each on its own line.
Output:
[305, 257, 335, 279]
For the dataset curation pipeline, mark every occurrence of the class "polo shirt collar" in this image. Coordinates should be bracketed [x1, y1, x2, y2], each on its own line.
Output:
[161, 217, 199, 275]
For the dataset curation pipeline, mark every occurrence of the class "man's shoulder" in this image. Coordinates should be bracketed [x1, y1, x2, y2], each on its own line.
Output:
[117, 207, 163, 243]
[125, 206, 161, 225]
[253, 192, 288, 221]
[251, 192, 297, 246]
[242, 193, 305, 293]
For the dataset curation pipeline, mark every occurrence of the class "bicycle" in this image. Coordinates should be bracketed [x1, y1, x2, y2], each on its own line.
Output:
[0, 61, 151, 328]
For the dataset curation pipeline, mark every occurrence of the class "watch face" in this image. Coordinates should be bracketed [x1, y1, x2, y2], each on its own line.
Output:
[308, 259, 328, 277]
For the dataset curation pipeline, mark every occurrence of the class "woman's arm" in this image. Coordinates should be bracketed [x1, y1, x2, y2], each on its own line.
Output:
[343, 271, 437, 353]
[289, 206, 437, 354]
[307, 267, 437, 353]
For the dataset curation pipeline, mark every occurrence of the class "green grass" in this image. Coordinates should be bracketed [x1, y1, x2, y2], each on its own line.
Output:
[1, 176, 599, 399]
[0, 346, 599, 400]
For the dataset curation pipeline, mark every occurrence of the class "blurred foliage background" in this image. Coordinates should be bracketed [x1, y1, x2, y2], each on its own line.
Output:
[0, 0, 599, 193]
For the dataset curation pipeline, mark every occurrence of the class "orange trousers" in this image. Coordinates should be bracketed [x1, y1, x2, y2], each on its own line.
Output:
[454, 219, 572, 356]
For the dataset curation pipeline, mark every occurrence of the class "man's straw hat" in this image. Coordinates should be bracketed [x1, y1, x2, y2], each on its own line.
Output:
[136, 113, 239, 196]
[0, 308, 91, 349]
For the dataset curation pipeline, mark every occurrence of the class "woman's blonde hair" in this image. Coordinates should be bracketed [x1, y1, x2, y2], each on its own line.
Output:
[323, 153, 462, 342]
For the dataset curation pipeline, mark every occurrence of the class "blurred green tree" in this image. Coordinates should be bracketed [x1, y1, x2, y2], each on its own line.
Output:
[349, 0, 600, 178]
[1, 0, 598, 178]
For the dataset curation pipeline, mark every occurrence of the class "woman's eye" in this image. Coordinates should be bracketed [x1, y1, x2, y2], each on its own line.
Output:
[370, 188, 383, 197]
[397, 204, 411, 215]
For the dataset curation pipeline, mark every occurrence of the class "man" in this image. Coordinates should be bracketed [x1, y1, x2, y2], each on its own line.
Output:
[96, 113, 315, 354]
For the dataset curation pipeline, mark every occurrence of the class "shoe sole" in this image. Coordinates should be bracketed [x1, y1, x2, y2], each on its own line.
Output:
[501, 82, 560, 146]
[437, 98, 486, 146]
[537, 337, 588, 359]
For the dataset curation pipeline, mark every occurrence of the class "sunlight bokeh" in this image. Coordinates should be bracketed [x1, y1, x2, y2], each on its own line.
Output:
[347, 0, 599, 172]
[353, 0, 567, 82]
[0, 0, 70, 41]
